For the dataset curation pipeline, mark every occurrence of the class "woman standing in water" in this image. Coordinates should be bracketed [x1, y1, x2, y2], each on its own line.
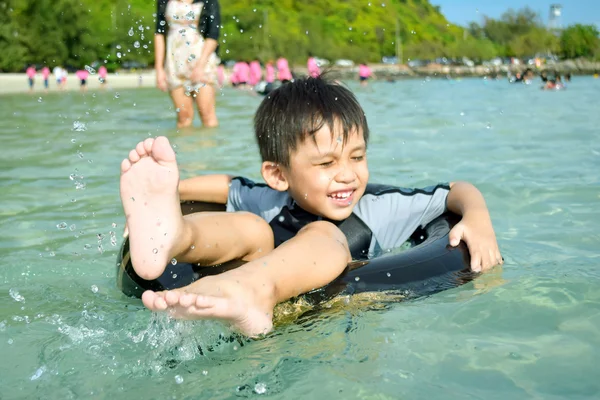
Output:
[155, 0, 221, 128]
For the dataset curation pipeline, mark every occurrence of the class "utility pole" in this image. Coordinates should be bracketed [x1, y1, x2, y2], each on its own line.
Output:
[395, 18, 403, 64]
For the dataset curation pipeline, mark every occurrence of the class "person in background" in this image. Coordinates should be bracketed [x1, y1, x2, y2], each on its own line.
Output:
[358, 63, 372, 86]
[98, 65, 108, 89]
[53, 66, 63, 90]
[26, 65, 36, 92]
[155, 0, 221, 128]
[276, 56, 293, 83]
[232, 61, 250, 89]
[76, 69, 89, 92]
[60, 69, 68, 90]
[307, 53, 320, 78]
[265, 60, 275, 83]
[249, 60, 262, 87]
[564, 72, 571, 83]
[41, 66, 50, 92]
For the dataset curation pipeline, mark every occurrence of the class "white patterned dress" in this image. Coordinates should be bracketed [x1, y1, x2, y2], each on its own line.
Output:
[162, 1, 220, 92]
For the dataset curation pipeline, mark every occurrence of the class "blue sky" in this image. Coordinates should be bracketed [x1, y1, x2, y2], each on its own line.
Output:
[433, 0, 600, 28]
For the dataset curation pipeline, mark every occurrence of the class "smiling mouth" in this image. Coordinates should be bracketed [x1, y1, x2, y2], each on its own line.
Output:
[327, 189, 355, 201]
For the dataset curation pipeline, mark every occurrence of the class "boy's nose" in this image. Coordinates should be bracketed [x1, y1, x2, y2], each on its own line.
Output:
[335, 165, 357, 183]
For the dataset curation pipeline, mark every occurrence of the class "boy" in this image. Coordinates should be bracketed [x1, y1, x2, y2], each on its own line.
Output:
[120, 77, 502, 337]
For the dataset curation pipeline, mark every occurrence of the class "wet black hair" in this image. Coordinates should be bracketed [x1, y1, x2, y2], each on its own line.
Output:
[254, 76, 369, 168]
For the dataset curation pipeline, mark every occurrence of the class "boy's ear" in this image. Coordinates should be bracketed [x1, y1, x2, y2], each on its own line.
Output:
[261, 161, 289, 192]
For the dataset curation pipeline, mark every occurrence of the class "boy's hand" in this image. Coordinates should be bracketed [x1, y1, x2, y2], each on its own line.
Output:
[448, 210, 502, 272]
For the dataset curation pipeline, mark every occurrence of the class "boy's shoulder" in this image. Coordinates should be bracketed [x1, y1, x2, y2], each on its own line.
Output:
[359, 182, 450, 203]
[227, 176, 291, 221]
[354, 182, 451, 251]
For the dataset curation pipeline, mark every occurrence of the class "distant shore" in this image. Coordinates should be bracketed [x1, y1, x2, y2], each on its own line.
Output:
[2, 59, 598, 95]
[0, 71, 156, 95]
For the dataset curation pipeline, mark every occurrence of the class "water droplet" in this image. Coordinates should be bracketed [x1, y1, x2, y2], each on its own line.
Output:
[117, 52, 122, 59]
[128, 28, 134, 36]
[486, 123, 492, 129]
[254, 382, 267, 394]
[386, 272, 391, 277]
[460, 112, 465, 116]
[171, 258, 177, 265]
[37, 97, 43, 103]
[190, 245, 195, 250]
[187, 54, 196, 63]
[91, 285, 99, 293]
[9, 288, 25, 302]
[354, 276, 360, 281]
[153, 248, 158, 254]
[278, 216, 285, 222]
[114, 92, 120, 99]
[85, 65, 96, 74]
[30, 366, 46, 381]
[72, 121, 87, 131]
[175, 375, 184, 384]
[56, 222, 68, 230]
[172, 273, 178, 279]
[133, 41, 140, 49]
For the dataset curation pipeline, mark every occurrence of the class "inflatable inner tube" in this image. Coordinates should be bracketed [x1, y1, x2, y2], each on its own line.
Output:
[116, 202, 475, 303]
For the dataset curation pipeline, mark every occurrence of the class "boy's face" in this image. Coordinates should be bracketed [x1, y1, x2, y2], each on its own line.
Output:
[281, 124, 369, 221]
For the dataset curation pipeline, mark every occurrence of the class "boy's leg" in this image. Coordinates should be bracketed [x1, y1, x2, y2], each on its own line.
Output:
[120, 136, 273, 280]
[142, 220, 351, 337]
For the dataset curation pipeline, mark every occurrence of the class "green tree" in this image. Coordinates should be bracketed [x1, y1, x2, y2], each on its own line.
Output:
[560, 24, 600, 59]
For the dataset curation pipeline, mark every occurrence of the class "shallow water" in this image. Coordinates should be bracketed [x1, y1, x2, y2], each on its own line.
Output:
[1, 77, 599, 399]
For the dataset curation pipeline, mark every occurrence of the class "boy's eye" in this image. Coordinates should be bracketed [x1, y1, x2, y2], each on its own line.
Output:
[352, 155, 365, 161]
[318, 161, 334, 167]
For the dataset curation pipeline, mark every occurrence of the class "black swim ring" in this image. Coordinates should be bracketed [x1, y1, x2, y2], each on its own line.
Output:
[116, 202, 475, 303]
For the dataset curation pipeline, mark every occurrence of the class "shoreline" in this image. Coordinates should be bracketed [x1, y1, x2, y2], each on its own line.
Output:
[0, 72, 157, 95]
[2, 59, 598, 95]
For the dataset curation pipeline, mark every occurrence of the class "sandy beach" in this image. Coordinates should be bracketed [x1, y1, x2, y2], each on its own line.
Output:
[0, 71, 157, 95]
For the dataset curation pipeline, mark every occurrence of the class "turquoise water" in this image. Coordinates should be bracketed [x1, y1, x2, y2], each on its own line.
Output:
[1, 78, 599, 399]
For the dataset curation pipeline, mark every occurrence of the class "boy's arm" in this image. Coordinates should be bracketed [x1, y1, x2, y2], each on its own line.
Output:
[178, 175, 232, 203]
[446, 181, 502, 272]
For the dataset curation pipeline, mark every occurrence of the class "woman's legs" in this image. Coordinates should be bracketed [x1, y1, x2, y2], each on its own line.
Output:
[194, 84, 218, 128]
[169, 87, 195, 128]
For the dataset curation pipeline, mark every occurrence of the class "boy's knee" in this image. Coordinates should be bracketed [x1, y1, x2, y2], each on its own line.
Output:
[235, 212, 274, 255]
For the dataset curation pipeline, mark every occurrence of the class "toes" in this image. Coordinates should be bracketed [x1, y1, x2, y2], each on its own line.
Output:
[143, 138, 154, 154]
[121, 158, 131, 173]
[128, 149, 141, 163]
[164, 290, 181, 306]
[142, 291, 168, 311]
[178, 293, 197, 308]
[135, 141, 148, 157]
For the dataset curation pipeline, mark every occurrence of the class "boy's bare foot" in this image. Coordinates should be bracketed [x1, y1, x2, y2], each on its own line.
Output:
[141, 275, 274, 337]
[120, 136, 183, 280]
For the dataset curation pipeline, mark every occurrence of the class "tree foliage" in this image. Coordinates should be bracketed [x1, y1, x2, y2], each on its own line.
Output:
[560, 24, 600, 59]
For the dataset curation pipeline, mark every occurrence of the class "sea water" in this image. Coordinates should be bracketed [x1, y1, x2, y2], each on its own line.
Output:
[1, 77, 599, 399]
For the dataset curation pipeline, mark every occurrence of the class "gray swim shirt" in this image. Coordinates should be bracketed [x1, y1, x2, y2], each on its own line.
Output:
[226, 177, 450, 255]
